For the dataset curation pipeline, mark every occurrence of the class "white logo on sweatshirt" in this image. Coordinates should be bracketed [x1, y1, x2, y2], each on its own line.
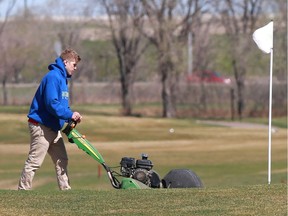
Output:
[62, 91, 69, 99]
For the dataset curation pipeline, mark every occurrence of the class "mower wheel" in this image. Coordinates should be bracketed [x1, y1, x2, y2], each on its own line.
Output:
[162, 169, 203, 188]
[150, 170, 161, 188]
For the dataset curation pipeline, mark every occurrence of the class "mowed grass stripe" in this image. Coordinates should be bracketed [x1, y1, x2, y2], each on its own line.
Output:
[0, 184, 286, 215]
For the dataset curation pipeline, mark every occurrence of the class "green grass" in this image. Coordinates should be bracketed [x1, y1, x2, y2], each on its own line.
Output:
[0, 184, 286, 215]
[0, 107, 286, 215]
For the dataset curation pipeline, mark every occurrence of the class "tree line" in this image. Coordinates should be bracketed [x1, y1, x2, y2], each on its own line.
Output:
[0, 0, 286, 119]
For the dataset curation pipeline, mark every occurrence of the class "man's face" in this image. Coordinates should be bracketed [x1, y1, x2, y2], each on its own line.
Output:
[64, 60, 77, 76]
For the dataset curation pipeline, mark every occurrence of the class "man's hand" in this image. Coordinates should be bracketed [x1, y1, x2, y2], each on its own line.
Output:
[72, 112, 82, 123]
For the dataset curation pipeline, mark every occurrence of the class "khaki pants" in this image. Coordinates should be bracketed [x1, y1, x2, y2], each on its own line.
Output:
[18, 123, 71, 190]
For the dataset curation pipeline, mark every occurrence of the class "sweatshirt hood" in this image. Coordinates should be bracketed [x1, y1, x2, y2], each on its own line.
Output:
[48, 57, 71, 78]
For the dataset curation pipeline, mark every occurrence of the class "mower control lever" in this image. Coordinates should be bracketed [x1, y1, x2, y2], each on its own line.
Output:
[62, 120, 77, 136]
[102, 163, 121, 189]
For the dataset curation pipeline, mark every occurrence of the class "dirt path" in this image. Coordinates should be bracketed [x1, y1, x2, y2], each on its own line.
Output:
[196, 120, 276, 130]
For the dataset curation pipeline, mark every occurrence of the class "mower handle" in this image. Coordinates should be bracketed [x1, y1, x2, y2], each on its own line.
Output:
[62, 120, 122, 189]
[62, 120, 77, 136]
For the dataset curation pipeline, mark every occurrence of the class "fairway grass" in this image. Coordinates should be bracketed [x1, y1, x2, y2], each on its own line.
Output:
[0, 112, 286, 215]
[0, 184, 286, 216]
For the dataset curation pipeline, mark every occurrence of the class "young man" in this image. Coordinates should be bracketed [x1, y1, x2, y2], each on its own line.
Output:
[18, 48, 82, 190]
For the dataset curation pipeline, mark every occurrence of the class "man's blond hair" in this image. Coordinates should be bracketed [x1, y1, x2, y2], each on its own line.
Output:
[60, 48, 81, 63]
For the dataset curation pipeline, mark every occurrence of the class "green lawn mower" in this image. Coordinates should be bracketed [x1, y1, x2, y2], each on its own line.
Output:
[62, 120, 203, 189]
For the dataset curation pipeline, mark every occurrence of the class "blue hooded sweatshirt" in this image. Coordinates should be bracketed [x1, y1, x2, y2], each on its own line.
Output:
[28, 57, 73, 132]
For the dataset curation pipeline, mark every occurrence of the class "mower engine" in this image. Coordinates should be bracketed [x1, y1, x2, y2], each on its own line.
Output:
[120, 154, 161, 188]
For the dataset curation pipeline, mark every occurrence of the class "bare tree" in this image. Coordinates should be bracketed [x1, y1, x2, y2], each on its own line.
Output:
[45, 0, 93, 104]
[0, 0, 16, 105]
[270, 0, 287, 81]
[101, 0, 149, 116]
[191, 9, 215, 113]
[213, 0, 264, 119]
[139, 0, 206, 117]
[0, 0, 16, 37]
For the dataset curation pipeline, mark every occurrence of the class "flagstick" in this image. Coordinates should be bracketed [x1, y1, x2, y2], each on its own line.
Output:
[252, 20, 274, 185]
[268, 47, 273, 185]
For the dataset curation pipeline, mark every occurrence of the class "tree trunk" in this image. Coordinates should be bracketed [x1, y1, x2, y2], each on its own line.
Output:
[236, 80, 245, 120]
[232, 60, 245, 120]
[121, 72, 133, 116]
[160, 61, 177, 118]
[200, 82, 207, 112]
[2, 78, 8, 105]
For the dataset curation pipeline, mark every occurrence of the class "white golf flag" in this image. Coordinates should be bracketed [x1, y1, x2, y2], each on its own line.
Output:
[253, 21, 273, 54]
